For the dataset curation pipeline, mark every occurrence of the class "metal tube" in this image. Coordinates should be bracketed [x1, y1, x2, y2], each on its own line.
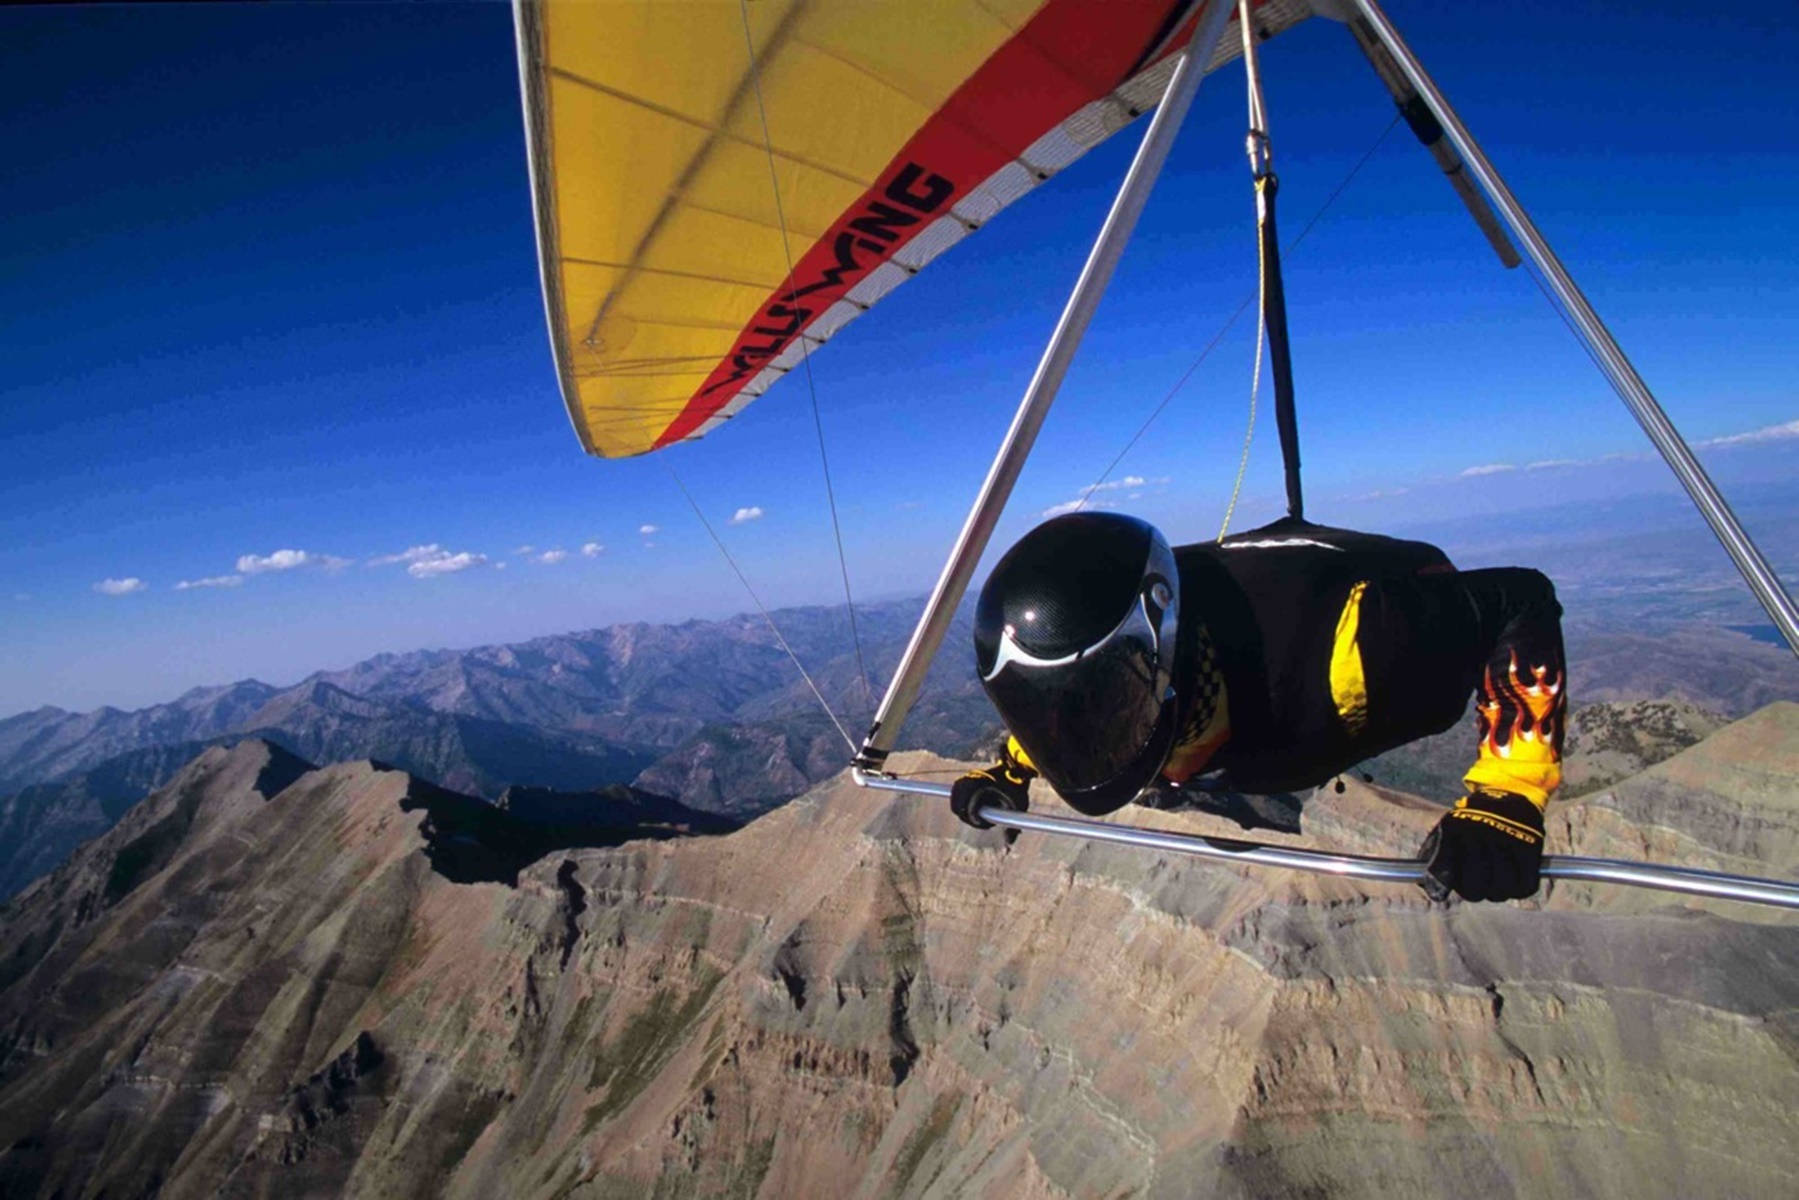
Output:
[854, 0, 1240, 768]
[1237, 0, 1268, 136]
[1344, 16, 1521, 269]
[1347, 0, 1799, 657]
[1540, 855, 1799, 909]
[851, 770, 1799, 911]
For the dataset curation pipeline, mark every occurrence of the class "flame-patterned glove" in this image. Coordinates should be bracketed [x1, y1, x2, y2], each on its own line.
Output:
[1418, 789, 1545, 902]
[950, 757, 1032, 845]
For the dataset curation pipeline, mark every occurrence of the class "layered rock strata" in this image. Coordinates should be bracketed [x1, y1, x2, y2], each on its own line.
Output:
[2, 709, 1797, 1198]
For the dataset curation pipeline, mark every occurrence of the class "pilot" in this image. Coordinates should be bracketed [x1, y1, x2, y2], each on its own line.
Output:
[949, 511, 1566, 903]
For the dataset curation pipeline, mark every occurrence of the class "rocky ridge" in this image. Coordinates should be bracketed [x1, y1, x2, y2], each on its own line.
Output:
[0, 739, 211, 899]
[2, 706, 1797, 1197]
[7, 593, 1794, 911]
[0, 603, 994, 902]
[0, 602, 992, 896]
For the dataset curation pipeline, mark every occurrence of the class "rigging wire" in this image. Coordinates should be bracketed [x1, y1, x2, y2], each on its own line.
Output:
[737, 0, 875, 720]
[1218, 222, 1266, 538]
[1220, 0, 1272, 538]
[1519, 259, 1616, 395]
[1079, 113, 1403, 513]
[682, 25, 1396, 766]
[663, 459, 860, 755]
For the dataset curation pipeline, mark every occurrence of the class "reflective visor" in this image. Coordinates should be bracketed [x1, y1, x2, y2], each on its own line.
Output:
[983, 589, 1174, 797]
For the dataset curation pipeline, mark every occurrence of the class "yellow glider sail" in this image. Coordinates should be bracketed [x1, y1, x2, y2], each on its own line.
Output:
[515, 0, 1315, 458]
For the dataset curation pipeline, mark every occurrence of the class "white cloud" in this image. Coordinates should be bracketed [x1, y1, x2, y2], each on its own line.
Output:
[407, 549, 488, 578]
[1084, 475, 1167, 496]
[368, 544, 442, 567]
[175, 574, 244, 591]
[513, 544, 535, 555]
[639, 524, 659, 536]
[236, 549, 314, 574]
[94, 577, 146, 596]
[1458, 463, 1518, 477]
[535, 549, 569, 565]
[1041, 497, 1119, 519]
[582, 542, 604, 558]
[1039, 475, 1168, 520]
[729, 506, 764, 525]
[1700, 418, 1799, 448]
[494, 562, 508, 571]
[1344, 487, 1411, 503]
[1520, 450, 1646, 472]
[319, 554, 352, 572]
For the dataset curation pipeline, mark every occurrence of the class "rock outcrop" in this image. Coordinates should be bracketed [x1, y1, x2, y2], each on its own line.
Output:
[2, 711, 1797, 1198]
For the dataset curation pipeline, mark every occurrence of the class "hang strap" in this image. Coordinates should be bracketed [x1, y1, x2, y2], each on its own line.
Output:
[1240, 2, 1304, 521]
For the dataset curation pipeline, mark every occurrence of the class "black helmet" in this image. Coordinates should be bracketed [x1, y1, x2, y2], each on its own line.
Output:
[974, 513, 1180, 815]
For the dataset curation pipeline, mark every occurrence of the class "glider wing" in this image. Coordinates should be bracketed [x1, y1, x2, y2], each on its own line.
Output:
[515, 0, 1315, 457]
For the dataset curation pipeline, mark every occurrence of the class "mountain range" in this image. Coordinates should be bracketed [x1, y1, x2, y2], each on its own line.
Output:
[7, 589, 1798, 904]
[0, 600, 995, 898]
[3, 700, 1797, 1196]
[0, 601, 991, 793]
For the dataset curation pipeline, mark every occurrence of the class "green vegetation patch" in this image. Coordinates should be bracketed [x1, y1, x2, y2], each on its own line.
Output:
[891, 1093, 960, 1190]
[877, 852, 924, 977]
[583, 965, 724, 1132]
[730, 1135, 778, 1200]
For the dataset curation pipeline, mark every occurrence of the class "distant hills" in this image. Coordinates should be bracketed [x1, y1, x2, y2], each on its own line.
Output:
[0, 740, 210, 900]
[0, 601, 989, 798]
[4, 586, 1795, 903]
[0, 600, 994, 899]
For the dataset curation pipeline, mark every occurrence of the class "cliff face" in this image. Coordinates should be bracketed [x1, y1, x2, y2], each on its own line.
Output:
[3, 711, 1798, 1199]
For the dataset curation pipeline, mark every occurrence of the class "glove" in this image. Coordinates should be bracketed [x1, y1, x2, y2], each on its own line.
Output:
[950, 759, 1032, 845]
[1417, 789, 1545, 902]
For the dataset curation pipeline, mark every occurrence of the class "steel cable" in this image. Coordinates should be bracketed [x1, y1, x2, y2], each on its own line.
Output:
[737, 0, 875, 718]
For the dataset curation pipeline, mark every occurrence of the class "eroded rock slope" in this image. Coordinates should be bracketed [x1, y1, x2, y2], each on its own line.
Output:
[3, 709, 1798, 1198]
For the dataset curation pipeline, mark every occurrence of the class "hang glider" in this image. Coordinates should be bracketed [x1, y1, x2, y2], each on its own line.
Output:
[515, 0, 1799, 910]
[514, 0, 1313, 458]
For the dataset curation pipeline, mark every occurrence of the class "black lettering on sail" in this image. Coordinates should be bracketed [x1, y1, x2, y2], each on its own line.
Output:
[848, 201, 920, 249]
[751, 303, 810, 339]
[790, 233, 867, 300]
[699, 161, 956, 398]
[885, 162, 953, 213]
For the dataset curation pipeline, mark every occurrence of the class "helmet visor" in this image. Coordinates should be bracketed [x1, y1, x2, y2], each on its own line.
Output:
[982, 590, 1175, 797]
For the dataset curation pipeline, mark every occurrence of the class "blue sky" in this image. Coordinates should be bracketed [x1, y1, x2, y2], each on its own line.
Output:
[4, 0, 1797, 715]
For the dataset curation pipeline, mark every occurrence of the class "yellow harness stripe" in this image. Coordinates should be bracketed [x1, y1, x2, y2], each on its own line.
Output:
[1330, 581, 1370, 735]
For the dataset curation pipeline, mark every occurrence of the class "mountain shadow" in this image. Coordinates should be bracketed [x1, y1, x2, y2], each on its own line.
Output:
[399, 778, 741, 886]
